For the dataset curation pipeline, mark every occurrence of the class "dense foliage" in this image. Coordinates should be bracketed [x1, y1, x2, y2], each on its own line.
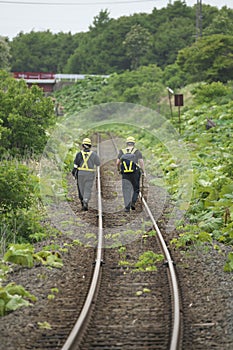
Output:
[53, 76, 107, 115]
[0, 72, 56, 251]
[8, 2, 233, 85]
[0, 161, 36, 212]
[54, 65, 169, 115]
[10, 30, 81, 73]
[0, 71, 55, 156]
[0, 36, 11, 71]
[177, 34, 233, 83]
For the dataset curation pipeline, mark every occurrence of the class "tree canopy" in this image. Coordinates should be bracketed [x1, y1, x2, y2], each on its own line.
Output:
[177, 34, 233, 83]
[8, 2, 198, 73]
[123, 24, 151, 70]
[0, 71, 55, 156]
[6, 1, 233, 84]
[10, 30, 80, 73]
[0, 36, 11, 71]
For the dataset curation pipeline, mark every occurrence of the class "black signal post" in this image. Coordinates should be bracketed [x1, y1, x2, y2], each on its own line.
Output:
[174, 94, 184, 134]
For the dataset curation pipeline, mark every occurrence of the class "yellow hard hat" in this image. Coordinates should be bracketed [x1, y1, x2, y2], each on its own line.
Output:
[82, 138, 92, 146]
[126, 136, 135, 144]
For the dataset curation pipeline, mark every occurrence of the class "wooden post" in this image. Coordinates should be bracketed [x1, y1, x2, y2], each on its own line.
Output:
[167, 87, 174, 119]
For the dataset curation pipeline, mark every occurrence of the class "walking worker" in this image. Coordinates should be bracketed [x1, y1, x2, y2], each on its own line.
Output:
[116, 136, 146, 212]
[72, 138, 100, 211]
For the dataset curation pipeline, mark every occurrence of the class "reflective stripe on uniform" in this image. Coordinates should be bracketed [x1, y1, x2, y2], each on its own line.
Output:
[78, 151, 95, 171]
[122, 148, 137, 155]
[121, 148, 139, 173]
[122, 160, 134, 172]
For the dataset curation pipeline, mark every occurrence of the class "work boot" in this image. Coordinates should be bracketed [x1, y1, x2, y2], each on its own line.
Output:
[124, 207, 130, 213]
[131, 202, 136, 210]
[83, 200, 88, 211]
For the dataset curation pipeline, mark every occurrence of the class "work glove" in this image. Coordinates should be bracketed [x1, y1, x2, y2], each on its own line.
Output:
[72, 168, 77, 178]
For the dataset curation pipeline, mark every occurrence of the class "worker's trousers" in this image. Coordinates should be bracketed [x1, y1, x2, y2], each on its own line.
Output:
[77, 171, 95, 203]
[121, 170, 141, 210]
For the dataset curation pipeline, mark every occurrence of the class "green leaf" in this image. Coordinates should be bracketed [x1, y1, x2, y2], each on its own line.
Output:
[37, 321, 52, 330]
[5, 295, 30, 312]
[224, 252, 233, 272]
[0, 299, 5, 316]
[198, 231, 212, 243]
[135, 291, 143, 296]
[4, 244, 35, 268]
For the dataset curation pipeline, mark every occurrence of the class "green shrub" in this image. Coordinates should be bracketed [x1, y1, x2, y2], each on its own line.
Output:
[0, 160, 38, 212]
[0, 282, 37, 316]
[192, 82, 232, 104]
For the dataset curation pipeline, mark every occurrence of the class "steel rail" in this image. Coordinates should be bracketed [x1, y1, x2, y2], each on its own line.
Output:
[139, 192, 181, 350]
[62, 133, 181, 349]
[62, 137, 104, 350]
[111, 131, 181, 349]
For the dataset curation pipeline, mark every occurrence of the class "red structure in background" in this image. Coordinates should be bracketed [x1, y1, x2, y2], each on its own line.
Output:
[13, 72, 55, 93]
[13, 72, 55, 79]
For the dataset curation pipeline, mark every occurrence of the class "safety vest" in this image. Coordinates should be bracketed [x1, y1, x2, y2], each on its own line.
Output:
[120, 148, 138, 173]
[78, 151, 95, 171]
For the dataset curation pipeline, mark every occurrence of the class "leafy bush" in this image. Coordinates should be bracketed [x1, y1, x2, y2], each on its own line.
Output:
[0, 160, 48, 248]
[3, 243, 34, 268]
[53, 76, 106, 115]
[3, 243, 63, 269]
[191, 82, 232, 104]
[134, 251, 164, 272]
[0, 282, 37, 316]
[224, 252, 233, 272]
[94, 64, 166, 110]
[0, 160, 38, 211]
[0, 71, 55, 156]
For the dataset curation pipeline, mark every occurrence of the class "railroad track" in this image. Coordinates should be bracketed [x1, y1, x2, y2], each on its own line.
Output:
[61, 133, 183, 350]
[1, 133, 231, 350]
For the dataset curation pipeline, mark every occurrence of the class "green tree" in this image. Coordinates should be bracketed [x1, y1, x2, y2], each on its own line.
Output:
[151, 16, 195, 68]
[191, 81, 233, 104]
[176, 34, 233, 83]
[8, 2, 233, 75]
[198, 4, 219, 29]
[123, 24, 151, 70]
[89, 9, 111, 32]
[0, 36, 11, 71]
[64, 16, 136, 74]
[94, 64, 165, 110]
[10, 30, 78, 73]
[163, 62, 187, 89]
[203, 7, 233, 35]
[0, 72, 55, 155]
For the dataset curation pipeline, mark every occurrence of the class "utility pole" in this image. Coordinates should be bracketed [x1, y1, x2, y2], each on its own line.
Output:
[167, 87, 174, 119]
[196, 0, 202, 40]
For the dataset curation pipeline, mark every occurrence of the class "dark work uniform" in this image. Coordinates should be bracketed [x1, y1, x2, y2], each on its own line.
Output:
[73, 148, 100, 205]
[117, 148, 143, 210]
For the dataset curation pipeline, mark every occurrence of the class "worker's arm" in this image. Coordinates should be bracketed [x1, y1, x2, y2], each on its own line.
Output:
[116, 158, 121, 172]
[138, 158, 146, 176]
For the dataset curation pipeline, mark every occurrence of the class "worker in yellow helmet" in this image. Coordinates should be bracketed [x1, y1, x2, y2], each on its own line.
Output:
[116, 136, 145, 213]
[72, 138, 100, 211]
